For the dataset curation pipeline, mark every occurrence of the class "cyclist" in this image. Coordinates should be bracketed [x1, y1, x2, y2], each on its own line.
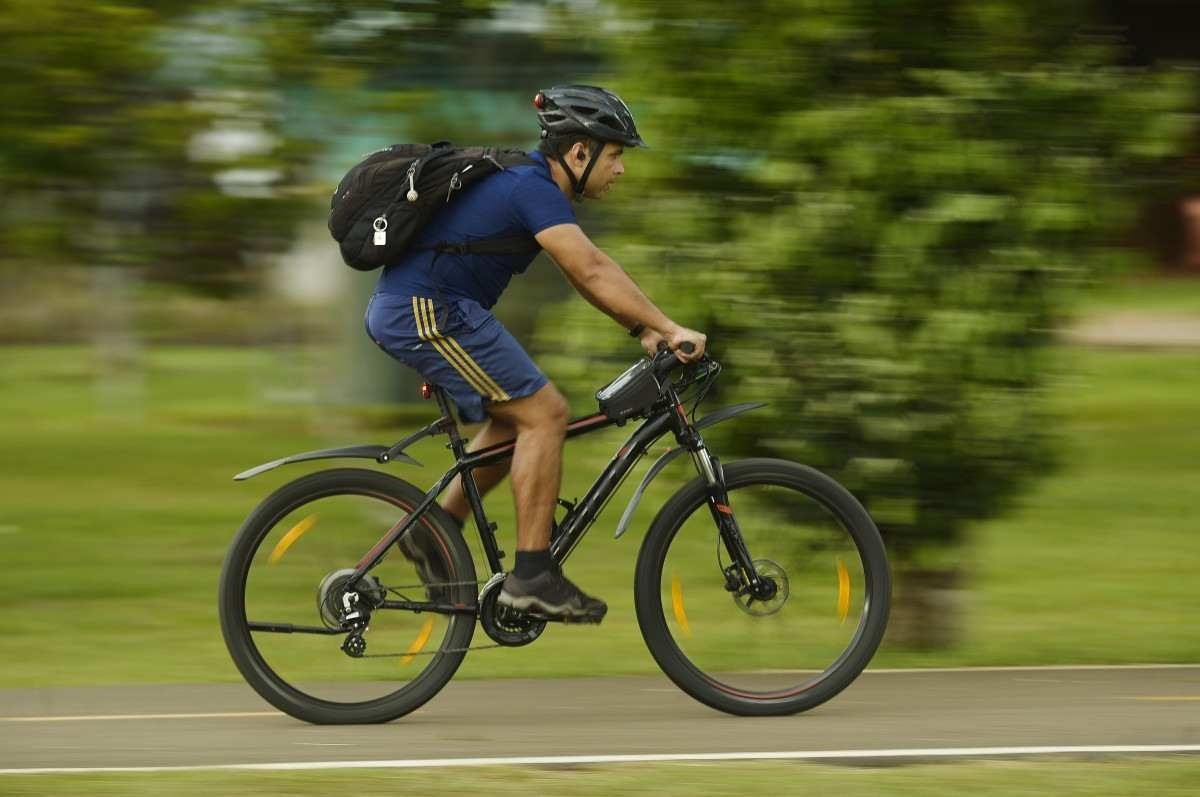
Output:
[365, 85, 706, 621]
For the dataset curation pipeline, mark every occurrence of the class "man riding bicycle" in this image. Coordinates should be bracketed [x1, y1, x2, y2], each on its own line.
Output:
[365, 85, 706, 622]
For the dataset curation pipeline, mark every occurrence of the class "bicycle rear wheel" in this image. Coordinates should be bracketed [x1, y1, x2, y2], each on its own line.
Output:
[634, 458, 890, 716]
[219, 468, 477, 724]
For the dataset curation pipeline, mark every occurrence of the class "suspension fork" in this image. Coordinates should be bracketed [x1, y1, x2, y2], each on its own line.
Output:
[668, 398, 761, 589]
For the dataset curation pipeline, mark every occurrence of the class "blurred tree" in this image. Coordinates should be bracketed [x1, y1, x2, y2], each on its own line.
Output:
[0, 0, 504, 295]
[544, 0, 1198, 646]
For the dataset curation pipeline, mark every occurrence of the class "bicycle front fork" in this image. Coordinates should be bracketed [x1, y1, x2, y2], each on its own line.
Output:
[690, 444, 770, 597]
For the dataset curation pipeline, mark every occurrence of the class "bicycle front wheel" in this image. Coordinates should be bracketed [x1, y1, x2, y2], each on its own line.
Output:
[219, 468, 477, 724]
[634, 458, 890, 716]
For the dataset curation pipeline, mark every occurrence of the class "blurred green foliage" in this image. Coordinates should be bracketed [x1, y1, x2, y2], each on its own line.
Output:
[542, 1, 1199, 642]
[0, 0, 502, 294]
[4, 1, 1198, 650]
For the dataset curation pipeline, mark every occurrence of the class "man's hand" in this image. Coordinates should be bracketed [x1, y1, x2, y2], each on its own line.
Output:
[641, 324, 706, 361]
[638, 327, 667, 356]
[665, 325, 707, 362]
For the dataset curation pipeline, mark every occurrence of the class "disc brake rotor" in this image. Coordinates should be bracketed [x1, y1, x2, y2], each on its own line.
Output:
[733, 558, 789, 617]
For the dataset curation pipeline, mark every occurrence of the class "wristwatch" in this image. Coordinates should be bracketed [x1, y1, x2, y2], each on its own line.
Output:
[628, 323, 646, 338]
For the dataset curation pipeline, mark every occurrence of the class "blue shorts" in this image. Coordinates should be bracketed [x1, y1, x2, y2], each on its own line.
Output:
[365, 293, 548, 423]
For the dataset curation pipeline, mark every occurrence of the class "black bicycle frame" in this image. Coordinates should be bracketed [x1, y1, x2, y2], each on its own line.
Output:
[346, 381, 746, 597]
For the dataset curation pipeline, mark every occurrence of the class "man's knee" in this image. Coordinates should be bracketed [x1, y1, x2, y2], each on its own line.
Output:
[490, 382, 569, 433]
[539, 384, 569, 427]
[526, 384, 569, 435]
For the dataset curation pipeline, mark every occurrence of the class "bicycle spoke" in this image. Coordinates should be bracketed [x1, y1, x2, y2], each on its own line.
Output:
[225, 474, 476, 714]
[638, 460, 889, 714]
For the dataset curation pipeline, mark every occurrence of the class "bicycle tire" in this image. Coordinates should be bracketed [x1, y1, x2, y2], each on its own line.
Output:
[219, 468, 477, 724]
[634, 458, 890, 716]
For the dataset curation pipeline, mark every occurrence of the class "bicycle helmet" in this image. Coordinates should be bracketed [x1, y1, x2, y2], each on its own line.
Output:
[533, 84, 646, 200]
[534, 84, 647, 149]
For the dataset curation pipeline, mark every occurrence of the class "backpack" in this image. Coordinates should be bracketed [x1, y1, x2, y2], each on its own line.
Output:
[328, 141, 542, 271]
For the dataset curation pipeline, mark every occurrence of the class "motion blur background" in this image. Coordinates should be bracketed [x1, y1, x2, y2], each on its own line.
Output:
[2, 0, 1198, 686]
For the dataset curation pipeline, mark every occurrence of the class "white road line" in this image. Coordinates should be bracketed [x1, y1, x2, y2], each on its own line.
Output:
[863, 664, 1200, 674]
[0, 711, 279, 723]
[2, 745, 1199, 775]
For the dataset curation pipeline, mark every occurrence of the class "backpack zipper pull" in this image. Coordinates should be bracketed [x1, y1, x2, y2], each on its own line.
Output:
[372, 216, 387, 246]
[446, 171, 462, 202]
[406, 163, 419, 202]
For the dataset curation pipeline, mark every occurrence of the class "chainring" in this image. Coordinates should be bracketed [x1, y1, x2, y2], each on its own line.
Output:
[477, 574, 546, 647]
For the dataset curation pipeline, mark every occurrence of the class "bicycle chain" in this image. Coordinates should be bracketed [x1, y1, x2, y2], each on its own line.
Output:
[357, 642, 505, 658]
[348, 581, 509, 657]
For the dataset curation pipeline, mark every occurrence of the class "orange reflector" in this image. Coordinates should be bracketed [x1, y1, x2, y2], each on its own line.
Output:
[268, 515, 318, 565]
[837, 558, 851, 624]
[671, 572, 691, 638]
[398, 617, 437, 666]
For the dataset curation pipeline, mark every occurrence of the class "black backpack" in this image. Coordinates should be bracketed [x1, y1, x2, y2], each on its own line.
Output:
[328, 141, 542, 271]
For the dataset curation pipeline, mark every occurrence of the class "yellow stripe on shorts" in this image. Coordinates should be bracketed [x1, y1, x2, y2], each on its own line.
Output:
[412, 298, 511, 402]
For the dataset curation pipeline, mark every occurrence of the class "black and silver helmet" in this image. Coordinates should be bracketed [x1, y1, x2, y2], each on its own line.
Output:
[533, 84, 647, 148]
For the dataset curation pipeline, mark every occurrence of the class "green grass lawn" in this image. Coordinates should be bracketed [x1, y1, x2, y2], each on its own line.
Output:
[2, 758, 1198, 796]
[1076, 273, 1200, 317]
[0, 338, 1197, 688]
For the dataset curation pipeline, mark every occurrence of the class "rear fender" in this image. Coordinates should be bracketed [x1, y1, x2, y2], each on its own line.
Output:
[233, 445, 420, 481]
[613, 402, 766, 539]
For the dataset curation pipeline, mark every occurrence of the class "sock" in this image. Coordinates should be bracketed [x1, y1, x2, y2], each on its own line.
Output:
[514, 549, 553, 579]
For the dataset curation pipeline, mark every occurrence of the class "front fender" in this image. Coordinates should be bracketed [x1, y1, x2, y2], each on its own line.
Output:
[613, 402, 767, 539]
[233, 445, 420, 481]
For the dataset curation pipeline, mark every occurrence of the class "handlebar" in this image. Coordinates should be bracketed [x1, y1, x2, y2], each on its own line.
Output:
[652, 340, 700, 380]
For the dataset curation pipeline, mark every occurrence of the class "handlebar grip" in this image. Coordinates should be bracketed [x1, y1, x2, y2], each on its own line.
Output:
[655, 340, 697, 355]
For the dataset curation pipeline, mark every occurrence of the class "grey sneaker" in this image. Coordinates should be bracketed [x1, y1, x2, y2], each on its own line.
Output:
[396, 527, 451, 603]
[498, 566, 607, 623]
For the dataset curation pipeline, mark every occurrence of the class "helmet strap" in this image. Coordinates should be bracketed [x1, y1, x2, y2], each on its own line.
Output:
[555, 139, 606, 201]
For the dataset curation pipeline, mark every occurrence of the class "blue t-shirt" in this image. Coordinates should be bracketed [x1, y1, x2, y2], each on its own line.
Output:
[375, 150, 575, 308]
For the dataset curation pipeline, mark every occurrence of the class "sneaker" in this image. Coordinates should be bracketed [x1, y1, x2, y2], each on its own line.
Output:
[498, 565, 608, 622]
[396, 527, 451, 603]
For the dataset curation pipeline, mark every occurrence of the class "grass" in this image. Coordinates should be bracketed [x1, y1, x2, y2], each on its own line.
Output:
[0, 335, 1198, 688]
[1, 758, 1198, 795]
[1075, 273, 1200, 317]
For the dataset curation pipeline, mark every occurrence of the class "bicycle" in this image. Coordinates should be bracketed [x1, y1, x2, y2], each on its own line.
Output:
[218, 344, 891, 723]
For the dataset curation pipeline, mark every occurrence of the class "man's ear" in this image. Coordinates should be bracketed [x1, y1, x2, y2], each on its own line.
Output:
[574, 142, 588, 162]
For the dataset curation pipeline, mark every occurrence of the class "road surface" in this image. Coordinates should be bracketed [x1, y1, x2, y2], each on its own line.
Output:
[1, 665, 1197, 772]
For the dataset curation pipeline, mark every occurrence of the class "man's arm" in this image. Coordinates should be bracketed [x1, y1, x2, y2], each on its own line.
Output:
[535, 223, 706, 359]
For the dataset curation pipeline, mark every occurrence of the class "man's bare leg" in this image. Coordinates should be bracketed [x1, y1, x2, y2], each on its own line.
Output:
[482, 383, 569, 552]
[488, 382, 607, 620]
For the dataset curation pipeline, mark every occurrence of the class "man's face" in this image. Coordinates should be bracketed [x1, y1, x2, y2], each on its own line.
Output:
[575, 142, 626, 199]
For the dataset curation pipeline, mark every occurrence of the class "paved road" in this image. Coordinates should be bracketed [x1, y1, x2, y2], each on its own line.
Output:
[1, 666, 1197, 771]
[1064, 312, 1200, 348]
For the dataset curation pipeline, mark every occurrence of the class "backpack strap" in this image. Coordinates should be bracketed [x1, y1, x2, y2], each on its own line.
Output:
[427, 235, 541, 257]
[418, 235, 543, 324]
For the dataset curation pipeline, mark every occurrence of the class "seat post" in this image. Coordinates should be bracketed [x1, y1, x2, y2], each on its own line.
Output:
[427, 383, 467, 455]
